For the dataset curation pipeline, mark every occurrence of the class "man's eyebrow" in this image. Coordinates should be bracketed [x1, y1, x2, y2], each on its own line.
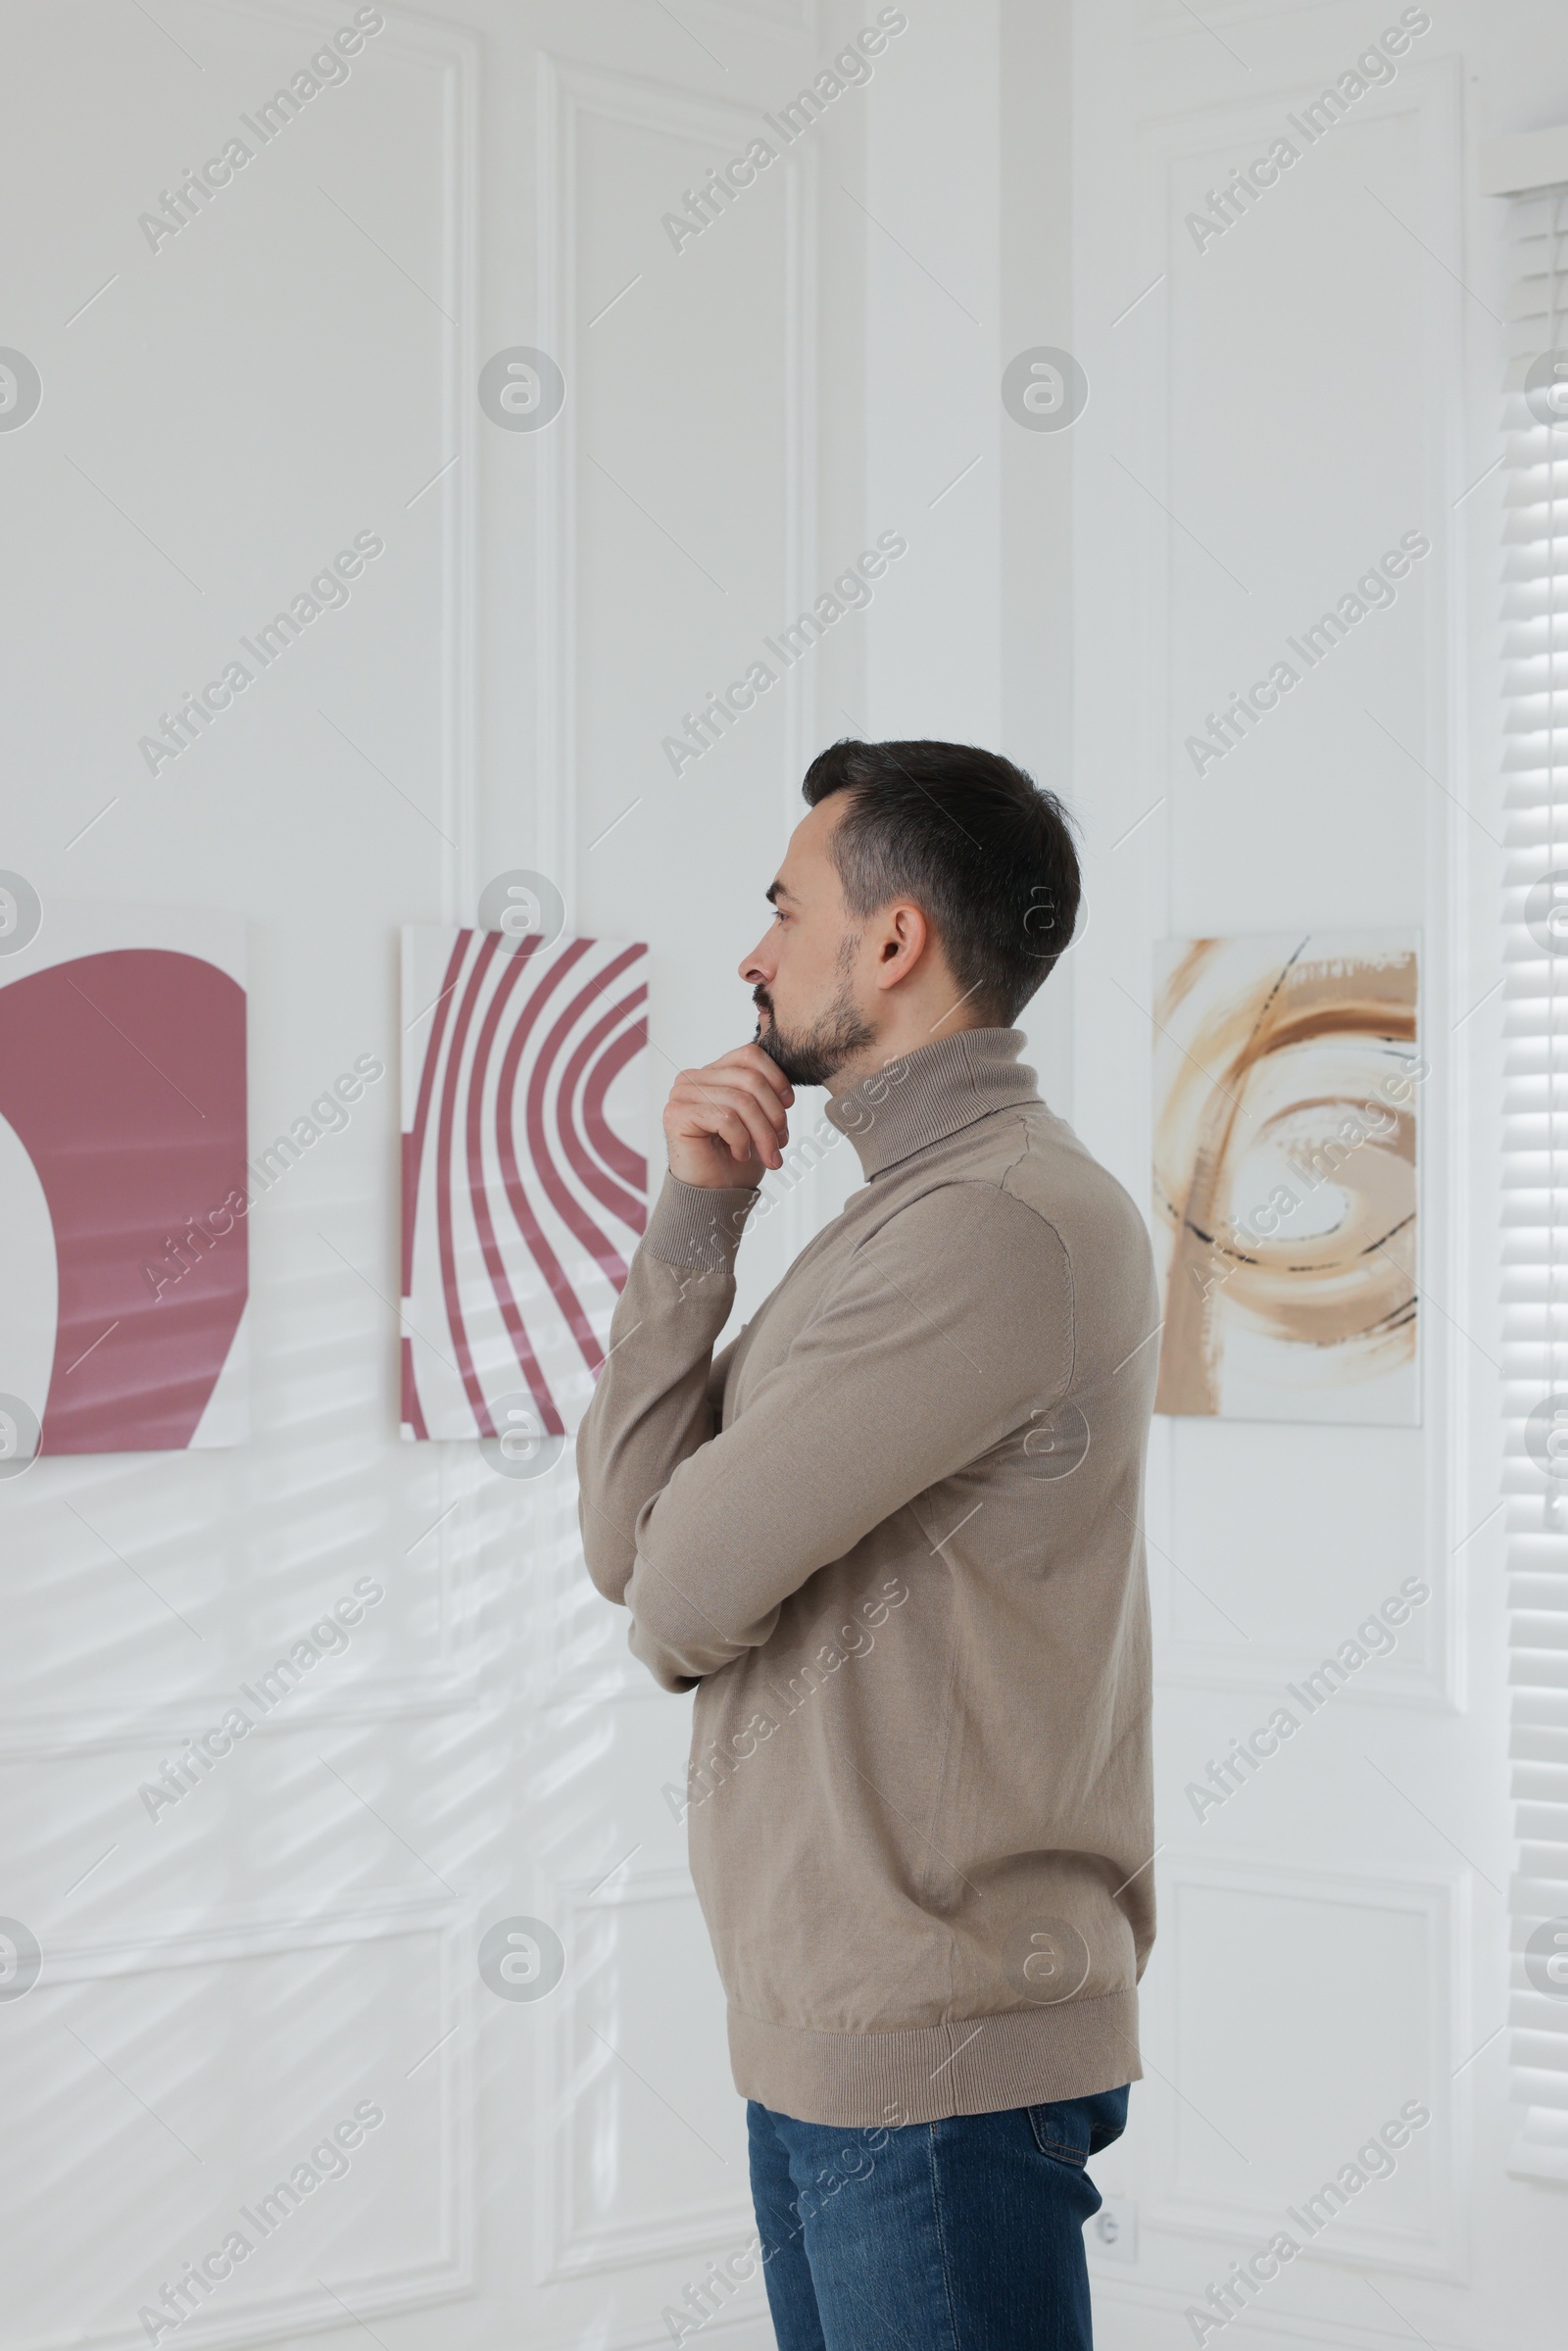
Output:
[766, 880, 794, 906]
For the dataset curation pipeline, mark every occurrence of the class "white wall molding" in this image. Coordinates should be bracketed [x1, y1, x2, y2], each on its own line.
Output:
[1144, 1853, 1469, 2281]
[534, 53, 817, 936]
[184, 0, 482, 915]
[1140, 0, 1348, 41]
[0, 1667, 484, 1761]
[31, 1885, 466, 1981]
[26, 1897, 474, 2351]
[538, 1860, 754, 2284]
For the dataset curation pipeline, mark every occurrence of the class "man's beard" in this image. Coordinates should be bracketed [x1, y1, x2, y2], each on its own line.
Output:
[753, 982, 875, 1089]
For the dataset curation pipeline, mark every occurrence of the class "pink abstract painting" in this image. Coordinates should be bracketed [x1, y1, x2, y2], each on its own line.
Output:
[400, 926, 649, 1443]
[0, 905, 248, 1457]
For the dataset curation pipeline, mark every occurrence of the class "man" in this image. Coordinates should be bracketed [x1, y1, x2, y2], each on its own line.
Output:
[578, 738, 1157, 2350]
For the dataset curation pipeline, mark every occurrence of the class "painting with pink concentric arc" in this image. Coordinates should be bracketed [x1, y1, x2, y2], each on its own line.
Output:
[0, 904, 248, 1457]
[399, 926, 649, 1442]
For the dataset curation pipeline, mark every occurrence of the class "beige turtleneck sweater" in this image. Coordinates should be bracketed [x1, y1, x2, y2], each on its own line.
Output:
[577, 1028, 1158, 2128]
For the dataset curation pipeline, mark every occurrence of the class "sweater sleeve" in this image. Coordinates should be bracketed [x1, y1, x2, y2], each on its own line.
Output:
[575, 1170, 760, 1607]
[577, 1175, 1074, 1693]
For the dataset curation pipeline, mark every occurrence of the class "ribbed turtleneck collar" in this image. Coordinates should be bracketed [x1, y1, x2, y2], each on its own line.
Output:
[821, 1027, 1041, 1179]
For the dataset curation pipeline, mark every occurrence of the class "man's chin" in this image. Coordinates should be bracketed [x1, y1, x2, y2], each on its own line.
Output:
[756, 1024, 847, 1091]
[754, 1022, 801, 1080]
[753, 988, 876, 1089]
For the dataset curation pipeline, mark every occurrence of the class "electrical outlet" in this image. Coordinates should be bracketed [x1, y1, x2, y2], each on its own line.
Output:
[1087, 2196, 1138, 2263]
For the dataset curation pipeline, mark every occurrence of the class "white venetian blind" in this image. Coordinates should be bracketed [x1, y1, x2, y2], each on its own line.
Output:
[1504, 181, 1568, 2182]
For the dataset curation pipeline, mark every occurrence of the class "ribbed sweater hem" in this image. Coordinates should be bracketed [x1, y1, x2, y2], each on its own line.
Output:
[727, 1989, 1141, 2128]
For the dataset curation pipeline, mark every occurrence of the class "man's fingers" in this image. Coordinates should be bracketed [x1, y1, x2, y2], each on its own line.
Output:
[708, 1065, 790, 1141]
[662, 1046, 795, 1183]
[669, 1077, 782, 1169]
[728, 1125, 766, 1167]
[703, 1093, 779, 1169]
[708, 1103, 770, 1167]
[675, 1070, 788, 1149]
[714, 1043, 794, 1108]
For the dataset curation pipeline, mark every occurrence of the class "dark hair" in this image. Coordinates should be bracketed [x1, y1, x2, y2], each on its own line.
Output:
[801, 738, 1081, 1025]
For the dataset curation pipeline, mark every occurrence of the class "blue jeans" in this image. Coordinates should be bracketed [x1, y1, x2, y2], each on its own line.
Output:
[747, 2086, 1129, 2350]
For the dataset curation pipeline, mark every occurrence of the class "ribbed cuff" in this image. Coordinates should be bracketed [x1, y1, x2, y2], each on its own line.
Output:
[642, 1171, 760, 1274]
[727, 1990, 1140, 2129]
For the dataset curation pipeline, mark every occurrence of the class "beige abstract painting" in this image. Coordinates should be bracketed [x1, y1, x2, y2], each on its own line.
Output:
[1152, 932, 1420, 1424]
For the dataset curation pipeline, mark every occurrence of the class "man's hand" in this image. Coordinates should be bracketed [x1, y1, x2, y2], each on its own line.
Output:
[663, 1045, 794, 1190]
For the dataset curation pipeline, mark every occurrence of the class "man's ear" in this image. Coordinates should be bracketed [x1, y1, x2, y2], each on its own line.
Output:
[873, 902, 929, 991]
